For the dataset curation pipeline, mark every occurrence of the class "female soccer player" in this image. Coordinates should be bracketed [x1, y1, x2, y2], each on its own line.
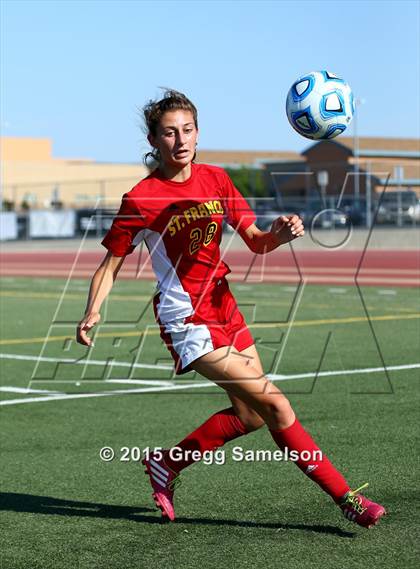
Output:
[77, 89, 385, 528]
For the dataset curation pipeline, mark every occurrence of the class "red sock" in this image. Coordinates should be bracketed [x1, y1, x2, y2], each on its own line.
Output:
[270, 417, 350, 503]
[163, 407, 248, 472]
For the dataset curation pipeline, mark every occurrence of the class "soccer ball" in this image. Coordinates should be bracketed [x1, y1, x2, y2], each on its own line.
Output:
[286, 70, 355, 140]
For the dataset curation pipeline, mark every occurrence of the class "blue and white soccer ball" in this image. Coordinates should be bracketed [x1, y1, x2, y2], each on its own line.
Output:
[286, 70, 355, 140]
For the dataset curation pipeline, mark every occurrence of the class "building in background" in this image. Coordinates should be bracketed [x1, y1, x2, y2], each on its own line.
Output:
[263, 137, 420, 200]
[1, 135, 419, 210]
[196, 149, 301, 168]
[262, 137, 420, 227]
[1, 137, 148, 210]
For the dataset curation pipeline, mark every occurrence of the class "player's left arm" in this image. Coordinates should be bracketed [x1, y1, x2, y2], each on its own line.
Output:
[238, 214, 305, 254]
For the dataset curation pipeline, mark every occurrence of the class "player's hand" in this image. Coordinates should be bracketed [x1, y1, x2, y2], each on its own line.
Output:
[271, 214, 305, 245]
[76, 312, 101, 346]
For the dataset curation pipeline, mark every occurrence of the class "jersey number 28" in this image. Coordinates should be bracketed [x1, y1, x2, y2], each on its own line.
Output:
[189, 222, 218, 255]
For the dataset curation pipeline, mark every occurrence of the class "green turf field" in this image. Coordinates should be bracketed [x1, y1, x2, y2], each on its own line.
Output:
[1, 276, 419, 569]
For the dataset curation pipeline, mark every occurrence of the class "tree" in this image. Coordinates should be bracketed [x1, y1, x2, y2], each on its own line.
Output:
[225, 167, 267, 200]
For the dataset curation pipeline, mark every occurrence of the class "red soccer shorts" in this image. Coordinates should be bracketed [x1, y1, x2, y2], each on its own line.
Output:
[153, 277, 255, 375]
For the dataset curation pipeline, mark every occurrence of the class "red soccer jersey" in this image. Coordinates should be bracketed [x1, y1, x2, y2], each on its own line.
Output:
[102, 163, 256, 324]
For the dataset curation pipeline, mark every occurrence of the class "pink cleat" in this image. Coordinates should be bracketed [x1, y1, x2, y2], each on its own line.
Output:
[142, 451, 181, 521]
[340, 483, 386, 528]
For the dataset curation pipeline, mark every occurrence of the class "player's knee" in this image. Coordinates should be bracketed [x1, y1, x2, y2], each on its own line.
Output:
[263, 395, 294, 430]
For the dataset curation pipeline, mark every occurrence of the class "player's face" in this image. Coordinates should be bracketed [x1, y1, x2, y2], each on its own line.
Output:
[150, 110, 198, 167]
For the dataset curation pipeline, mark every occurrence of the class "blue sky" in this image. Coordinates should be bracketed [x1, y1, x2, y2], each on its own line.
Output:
[1, 0, 419, 163]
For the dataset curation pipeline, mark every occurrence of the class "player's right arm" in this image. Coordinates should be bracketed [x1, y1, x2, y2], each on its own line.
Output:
[76, 251, 125, 346]
[76, 190, 146, 346]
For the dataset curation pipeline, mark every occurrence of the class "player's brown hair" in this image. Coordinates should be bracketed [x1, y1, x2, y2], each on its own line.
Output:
[142, 88, 198, 166]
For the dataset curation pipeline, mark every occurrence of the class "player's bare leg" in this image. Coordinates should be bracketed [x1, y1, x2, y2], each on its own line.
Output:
[226, 344, 265, 431]
[191, 345, 386, 529]
[162, 345, 265, 475]
[142, 345, 265, 521]
[192, 345, 296, 430]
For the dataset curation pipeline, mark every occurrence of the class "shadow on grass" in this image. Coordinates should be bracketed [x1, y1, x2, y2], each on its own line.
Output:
[0, 492, 355, 537]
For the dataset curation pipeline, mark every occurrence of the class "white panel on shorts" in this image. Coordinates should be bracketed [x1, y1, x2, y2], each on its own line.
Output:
[143, 229, 194, 324]
[132, 229, 145, 246]
[163, 319, 215, 371]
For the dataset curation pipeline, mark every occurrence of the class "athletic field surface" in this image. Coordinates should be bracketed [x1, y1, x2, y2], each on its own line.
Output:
[0, 246, 419, 568]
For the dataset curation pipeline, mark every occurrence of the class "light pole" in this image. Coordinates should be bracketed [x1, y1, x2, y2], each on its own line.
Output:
[317, 170, 329, 206]
[366, 161, 372, 228]
[353, 98, 365, 207]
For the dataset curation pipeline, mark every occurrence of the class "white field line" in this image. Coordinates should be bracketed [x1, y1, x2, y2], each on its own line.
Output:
[0, 381, 211, 406]
[1, 352, 419, 382]
[0, 356, 418, 406]
[268, 362, 420, 380]
[378, 289, 397, 295]
[0, 353, 173, 372]
[0, 386, 61, 394]
[0, 379, 175, 390]
[104, 379, 175, 386]
[1, 352, 419, 380]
